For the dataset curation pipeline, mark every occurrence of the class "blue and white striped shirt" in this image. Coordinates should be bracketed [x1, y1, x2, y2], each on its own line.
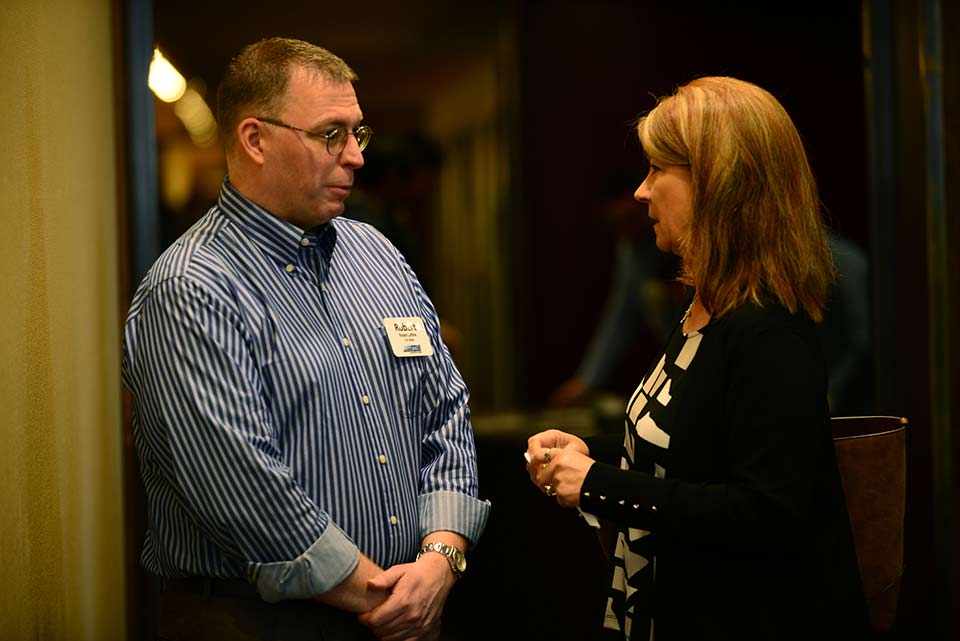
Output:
[122, 180, 490, 601]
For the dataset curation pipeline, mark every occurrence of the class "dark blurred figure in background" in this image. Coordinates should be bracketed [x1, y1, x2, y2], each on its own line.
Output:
[344, 130, 441, 282]
[548, 173, 685, 410]
[344, 130, 464, 356]
[821, 231, 872, 415]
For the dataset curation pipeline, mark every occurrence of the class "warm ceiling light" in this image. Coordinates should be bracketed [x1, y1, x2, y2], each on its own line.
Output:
[148, 48, 187, 103]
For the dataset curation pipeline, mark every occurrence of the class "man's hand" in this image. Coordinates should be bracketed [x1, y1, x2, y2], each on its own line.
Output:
[358, 554, 455, 641]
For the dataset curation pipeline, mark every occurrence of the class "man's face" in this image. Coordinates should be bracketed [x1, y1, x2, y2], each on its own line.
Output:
[261, 67, 365, 229]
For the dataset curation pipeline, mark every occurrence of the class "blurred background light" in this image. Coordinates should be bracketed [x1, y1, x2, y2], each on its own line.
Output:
[173, 83, 218, 147]
[148, 48, 186, 103]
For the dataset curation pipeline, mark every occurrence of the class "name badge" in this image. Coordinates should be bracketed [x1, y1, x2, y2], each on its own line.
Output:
[383, 316, 434, 357]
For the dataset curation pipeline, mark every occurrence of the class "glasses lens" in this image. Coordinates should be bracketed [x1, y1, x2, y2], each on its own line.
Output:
[325, 126, 372, 154]
[355, 126, 372, 152]
[325, 129, 346, 155]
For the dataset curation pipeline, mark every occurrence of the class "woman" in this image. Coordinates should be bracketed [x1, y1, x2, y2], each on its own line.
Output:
[525, 77, 868, 641]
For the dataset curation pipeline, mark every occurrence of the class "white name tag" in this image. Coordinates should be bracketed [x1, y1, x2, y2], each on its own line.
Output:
[383, 316, 434, 357]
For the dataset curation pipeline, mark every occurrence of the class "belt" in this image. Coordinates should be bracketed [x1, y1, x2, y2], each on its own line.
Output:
[162, 576, 261, 599]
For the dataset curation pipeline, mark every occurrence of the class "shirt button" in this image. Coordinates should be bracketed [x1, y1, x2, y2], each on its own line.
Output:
[389, 515, 398, 525]
[362, 395, 370, 405]
[378, 454, 387, 464]
[300, 237, 310, 246]
[341, 337, 350, 347]
[285, 264, 295, 273]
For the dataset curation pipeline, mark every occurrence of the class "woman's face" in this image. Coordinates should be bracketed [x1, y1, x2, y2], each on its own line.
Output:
[634, 163, 694, 257]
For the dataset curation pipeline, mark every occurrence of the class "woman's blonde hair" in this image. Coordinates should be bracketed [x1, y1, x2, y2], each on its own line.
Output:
[637, 76, 835, 321]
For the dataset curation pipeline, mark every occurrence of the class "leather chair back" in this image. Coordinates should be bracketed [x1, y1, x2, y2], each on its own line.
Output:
[832, 415, 908, 633]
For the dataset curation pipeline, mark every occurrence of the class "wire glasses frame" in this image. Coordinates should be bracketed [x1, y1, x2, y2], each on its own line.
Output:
[255, 117, 373, 155]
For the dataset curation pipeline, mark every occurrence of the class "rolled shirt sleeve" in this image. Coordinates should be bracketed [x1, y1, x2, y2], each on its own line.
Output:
[125, 275, 360, 596]
[249, 522, 359, 602]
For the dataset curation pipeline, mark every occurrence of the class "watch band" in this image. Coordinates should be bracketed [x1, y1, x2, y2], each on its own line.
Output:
[416, 541, 466, 578]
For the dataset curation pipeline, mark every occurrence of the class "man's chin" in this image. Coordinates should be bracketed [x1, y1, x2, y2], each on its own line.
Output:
[286, 207, 343, 231]
[316, 200, 347, 222]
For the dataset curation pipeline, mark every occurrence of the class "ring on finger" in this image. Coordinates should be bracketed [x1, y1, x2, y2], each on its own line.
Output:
[544, 448, 552, 462]
[543, 483, 553, 495]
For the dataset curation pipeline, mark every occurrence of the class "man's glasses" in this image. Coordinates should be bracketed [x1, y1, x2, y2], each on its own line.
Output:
[255, 117, 373, 155]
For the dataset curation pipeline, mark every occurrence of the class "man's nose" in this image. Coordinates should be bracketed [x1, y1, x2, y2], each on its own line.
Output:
[340, 135, 365, 168]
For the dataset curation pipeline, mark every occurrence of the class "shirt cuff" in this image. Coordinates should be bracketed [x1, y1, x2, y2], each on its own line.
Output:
[247, 522, 360, 603]
[418, 490, 491, 545]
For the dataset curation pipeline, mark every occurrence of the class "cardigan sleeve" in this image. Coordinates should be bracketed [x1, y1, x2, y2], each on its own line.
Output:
[583, 432, 624, 466]
[580, 316, 829, 547]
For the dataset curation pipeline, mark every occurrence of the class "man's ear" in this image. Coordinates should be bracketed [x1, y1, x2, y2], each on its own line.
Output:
[237, 117, 266, 165]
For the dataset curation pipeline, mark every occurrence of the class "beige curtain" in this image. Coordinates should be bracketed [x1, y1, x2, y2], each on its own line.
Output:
[0, 1, 127, 640]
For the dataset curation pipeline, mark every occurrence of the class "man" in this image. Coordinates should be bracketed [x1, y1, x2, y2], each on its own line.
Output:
[123, 37, 489, 641]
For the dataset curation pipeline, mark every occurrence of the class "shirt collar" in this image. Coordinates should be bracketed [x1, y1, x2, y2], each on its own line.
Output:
[217, 178, 337, 267]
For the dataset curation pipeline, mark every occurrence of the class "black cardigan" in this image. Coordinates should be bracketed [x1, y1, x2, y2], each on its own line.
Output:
[582, 302, 869, 641]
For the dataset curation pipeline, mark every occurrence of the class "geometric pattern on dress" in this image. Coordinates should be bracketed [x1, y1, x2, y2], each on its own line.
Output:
[604, 326, 704, 640]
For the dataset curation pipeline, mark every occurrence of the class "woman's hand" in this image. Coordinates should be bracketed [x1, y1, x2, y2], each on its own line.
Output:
[526, 429, 589, 458]
[524, 429, 592, 507]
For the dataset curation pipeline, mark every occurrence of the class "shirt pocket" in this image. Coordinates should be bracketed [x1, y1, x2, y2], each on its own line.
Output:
[375, 325, 443, 418]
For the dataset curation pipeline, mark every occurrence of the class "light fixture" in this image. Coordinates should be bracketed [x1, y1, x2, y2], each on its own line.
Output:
[148, 48, 187, 103]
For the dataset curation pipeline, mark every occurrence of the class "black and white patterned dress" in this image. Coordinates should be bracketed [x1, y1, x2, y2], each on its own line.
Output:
[604, 320, 703, 640]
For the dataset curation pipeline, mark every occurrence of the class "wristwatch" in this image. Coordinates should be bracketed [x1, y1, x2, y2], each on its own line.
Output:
[416, 541, 466, 578]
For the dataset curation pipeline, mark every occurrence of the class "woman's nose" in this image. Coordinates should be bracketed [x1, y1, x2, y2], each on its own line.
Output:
[634, 180, 649, 202]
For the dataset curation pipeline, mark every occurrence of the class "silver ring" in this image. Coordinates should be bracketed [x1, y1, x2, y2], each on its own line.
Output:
[544, 448, 552, 462]
[543, 484, 553, 495]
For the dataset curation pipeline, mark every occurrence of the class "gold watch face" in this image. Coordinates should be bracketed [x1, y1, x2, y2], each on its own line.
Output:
[420, 542, 466, 575]
[451, 548, 466, 573]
